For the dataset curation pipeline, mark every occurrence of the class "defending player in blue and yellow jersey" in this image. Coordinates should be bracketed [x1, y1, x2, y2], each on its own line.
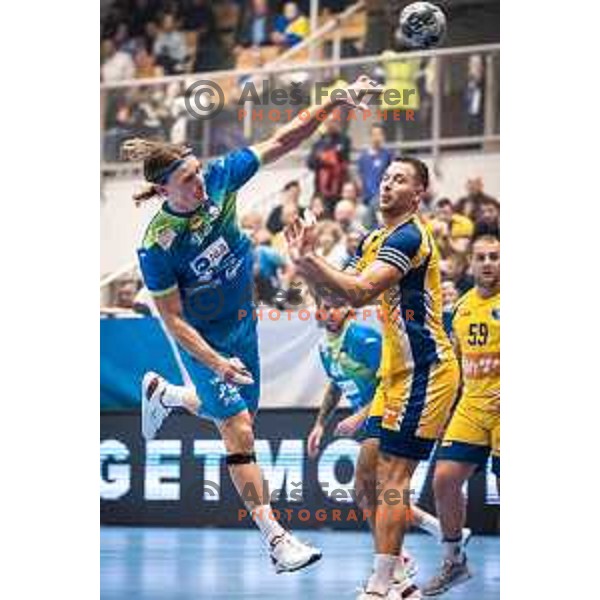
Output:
[284, 157, 459, 600]
[422, 230, 500, 597]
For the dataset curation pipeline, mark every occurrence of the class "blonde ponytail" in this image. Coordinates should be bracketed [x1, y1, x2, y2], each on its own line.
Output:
[120, 137, 190, 204]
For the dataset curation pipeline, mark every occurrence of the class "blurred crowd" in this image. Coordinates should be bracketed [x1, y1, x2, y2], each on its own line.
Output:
[101, 1, 497, 162]
[101, 0, 356, 82]
[102, 120, 499, 318]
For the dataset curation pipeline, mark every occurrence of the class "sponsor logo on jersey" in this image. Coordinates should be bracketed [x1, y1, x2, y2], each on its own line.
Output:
[190, 237, 230, 276]
[156, 226, 176, 250]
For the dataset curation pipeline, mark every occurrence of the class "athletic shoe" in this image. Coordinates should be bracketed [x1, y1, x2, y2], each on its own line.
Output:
[270, 532, 322, 573]
[401, 552, 418, 579]
[422, 557, 471, 596]
[141, 371, 172, 440]
[388, 577, 422, 599]
[356, 588, 387, 599]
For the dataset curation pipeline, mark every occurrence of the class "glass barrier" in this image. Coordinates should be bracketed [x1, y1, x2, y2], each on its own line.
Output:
[101, 44, 499, 165]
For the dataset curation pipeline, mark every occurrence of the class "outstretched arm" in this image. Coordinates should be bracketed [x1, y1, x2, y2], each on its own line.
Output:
[252, 75, 381, 166]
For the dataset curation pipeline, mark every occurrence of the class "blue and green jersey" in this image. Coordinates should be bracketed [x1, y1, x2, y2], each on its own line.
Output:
[319, 320, 382, 412]
[137, 147, 260, 332]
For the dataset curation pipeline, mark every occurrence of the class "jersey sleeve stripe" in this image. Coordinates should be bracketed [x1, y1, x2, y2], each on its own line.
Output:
[148, 284, 179, 298]
[377, 248, 411, 272]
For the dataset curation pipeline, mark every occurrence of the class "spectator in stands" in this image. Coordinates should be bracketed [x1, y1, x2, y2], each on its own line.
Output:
[236, 0, 274, 48]
[134, 46, 164, 78]
[101, 38, 135, 82]
[153, 13, 188, 74]
[194, 19, 230, 72]
[308, 194, 327, 222]
[132, 86, 169, 139]
[307, 111, 351, 217]
[272, 202, 300, 256]
[183, 0, 216, 32]
[165, 81, 189, 144]
[241, 211, 265, 236]
[334, 198, 367, 237]
[357, 124, 392, 207]
[114, 22, 138, 56]
[440, 253, 473, 295]
[114, 279, 138, 309]
[430, 198, 474, 256]
[101, 278, 142, 317]
[343, 228, 364, 266]
[127, 0, 158, 38]
[266, 180, 303, 234]
[441, 280, 459, 335]
[456, 176, 496, 222]
[252, 229, 293, 308]
[143, 20, 160, 54]
[272, 2, 310, 48]
[315, 221, 348, 268]
[340, 180, 359, 205]
[464, 54, 485, 135]
[476, 197, 500, 233]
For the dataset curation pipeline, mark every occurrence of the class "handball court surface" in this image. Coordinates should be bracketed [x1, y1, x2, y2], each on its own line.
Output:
[101, 527, 499, 599]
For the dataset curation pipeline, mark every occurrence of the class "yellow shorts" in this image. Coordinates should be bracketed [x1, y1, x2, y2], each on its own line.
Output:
[437, 395, 500, 475]
[369, 358, 460, 460]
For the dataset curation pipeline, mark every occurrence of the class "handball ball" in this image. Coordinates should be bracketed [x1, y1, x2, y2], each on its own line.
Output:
[398, 2, 447, 49]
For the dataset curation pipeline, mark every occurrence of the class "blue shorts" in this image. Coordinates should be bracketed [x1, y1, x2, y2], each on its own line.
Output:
[178, 311, 260, 422]
[357, 416, 382, 441]
[436, 441, 500, 478]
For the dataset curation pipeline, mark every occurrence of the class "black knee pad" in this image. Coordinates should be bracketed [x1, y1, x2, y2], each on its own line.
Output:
[226, 452, 257, 466]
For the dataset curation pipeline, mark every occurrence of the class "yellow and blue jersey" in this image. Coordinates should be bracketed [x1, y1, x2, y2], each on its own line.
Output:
[452, 288, 500, 406]
[439, 288, 500, 475]
[318, 321, 382, 412]
[349, 215, 459, 459]
[349, 215, 455, 379]
[137, 147, 261, 332]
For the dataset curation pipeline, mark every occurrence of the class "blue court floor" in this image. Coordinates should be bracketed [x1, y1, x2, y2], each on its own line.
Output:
[101, 527, 499, 600]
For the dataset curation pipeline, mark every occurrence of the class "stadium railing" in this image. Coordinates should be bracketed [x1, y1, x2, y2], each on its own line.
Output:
[100, 42, 500, 173]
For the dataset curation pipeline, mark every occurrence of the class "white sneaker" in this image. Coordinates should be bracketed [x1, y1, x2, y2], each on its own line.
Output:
[269, 532, 322, 573]
[356, 574, 389, 599]
[401, 551, 418, 579]
[388, 577, 422, 599]
[141, 372, 172, 440]
[357, 590, 387, 599]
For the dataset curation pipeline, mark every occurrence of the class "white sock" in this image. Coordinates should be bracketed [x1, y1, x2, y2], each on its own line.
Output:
[367, 554, 396, 594]
[443, 537, 465, 564]
[414, 509, 442, 539]
[393, 554, 406, 583]
[251, 505, 286, 544]
[162, 383, 192, 409]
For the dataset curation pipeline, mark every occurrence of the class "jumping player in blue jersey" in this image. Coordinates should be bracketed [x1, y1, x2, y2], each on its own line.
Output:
[121, 75, 382, 574]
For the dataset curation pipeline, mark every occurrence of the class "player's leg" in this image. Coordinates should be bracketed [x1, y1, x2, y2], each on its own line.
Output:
[420, 460, 477, 596]
[355, 437, 380, 535]
[140, 371, 199, 440]
[492, 418, 500, 493]
[362, 451, 420, 599]
[221, 322, 322, 573]
[362, 359, 460, 600]
[355, 392, 386, 536]
[422, 399, 491, 595]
